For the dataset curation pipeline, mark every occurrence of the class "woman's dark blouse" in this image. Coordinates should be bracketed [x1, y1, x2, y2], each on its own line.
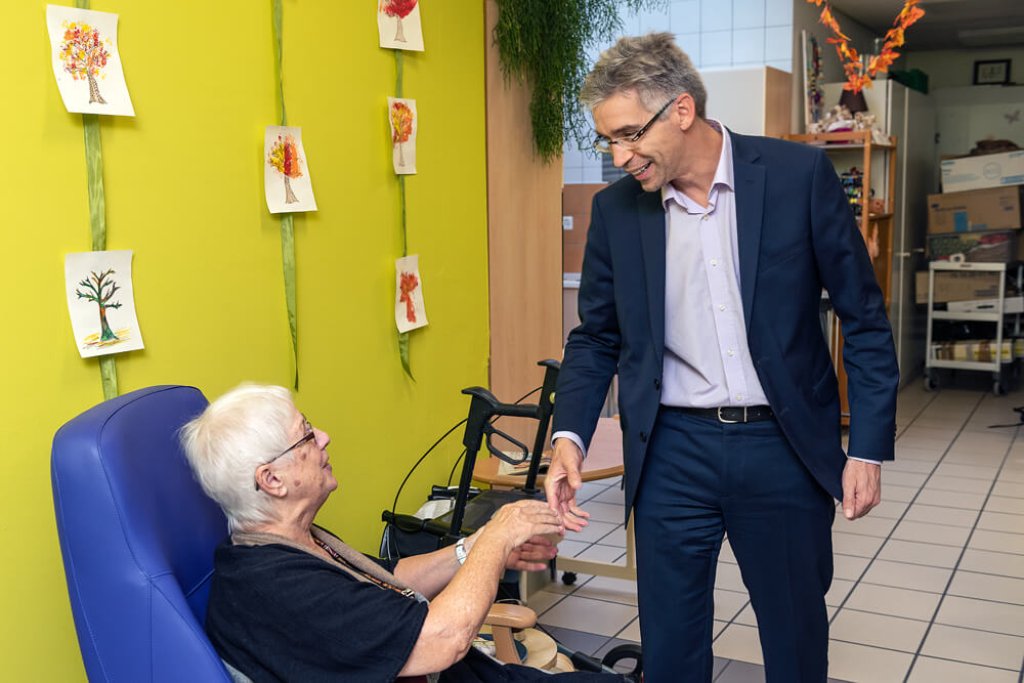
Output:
[205, 540, 620, 682]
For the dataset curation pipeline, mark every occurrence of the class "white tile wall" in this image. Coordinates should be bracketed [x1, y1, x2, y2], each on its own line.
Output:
[563, 0, 794, 185]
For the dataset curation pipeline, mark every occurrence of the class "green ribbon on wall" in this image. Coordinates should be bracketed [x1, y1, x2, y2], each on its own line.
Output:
[77, 0, 118, 400]
[272, 0, 298, 389]
[395, 50, 413, 380]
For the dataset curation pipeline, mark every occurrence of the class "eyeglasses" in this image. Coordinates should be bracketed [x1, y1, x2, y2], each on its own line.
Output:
[254, 415, 316, 490]
[593, 95, 678, 155]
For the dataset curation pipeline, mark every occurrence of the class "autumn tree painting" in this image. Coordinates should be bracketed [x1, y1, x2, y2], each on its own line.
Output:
[76, 269, 122, 342]
[399, 271, 420, 323]
[391, 101, 414, 167]
[58, 21, 111, 105]
[380, 0, 418, 43]
[267, 134, 303, 204]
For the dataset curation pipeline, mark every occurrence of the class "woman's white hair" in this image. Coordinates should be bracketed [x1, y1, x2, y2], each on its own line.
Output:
[180, 383, 296, 532]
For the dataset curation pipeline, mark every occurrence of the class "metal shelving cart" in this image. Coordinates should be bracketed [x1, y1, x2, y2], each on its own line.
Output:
[924, 261, 1022, 395]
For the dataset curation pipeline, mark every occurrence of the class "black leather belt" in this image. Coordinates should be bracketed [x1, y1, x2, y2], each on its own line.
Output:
[667, 405, 774, 423]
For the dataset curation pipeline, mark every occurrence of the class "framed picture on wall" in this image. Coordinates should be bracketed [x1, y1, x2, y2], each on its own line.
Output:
[973, 59, 1011, 85]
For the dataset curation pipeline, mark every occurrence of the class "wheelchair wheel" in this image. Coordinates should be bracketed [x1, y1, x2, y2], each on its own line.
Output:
[601, 643, 643, 681]
[561, 571, 577, 586]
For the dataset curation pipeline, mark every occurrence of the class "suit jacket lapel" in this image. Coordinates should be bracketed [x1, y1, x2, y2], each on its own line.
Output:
[731, 133, 765, 332]
[637, 189, 666, 365]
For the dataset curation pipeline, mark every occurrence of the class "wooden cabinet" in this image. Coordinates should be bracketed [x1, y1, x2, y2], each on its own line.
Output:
[784, 130, 898, 423]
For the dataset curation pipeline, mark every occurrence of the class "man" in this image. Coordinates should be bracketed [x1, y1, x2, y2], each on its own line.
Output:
[544, 33, 898, 682]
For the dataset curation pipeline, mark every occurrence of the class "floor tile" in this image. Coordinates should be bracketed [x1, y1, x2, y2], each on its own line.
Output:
[538, 595, 638, 637]
[948, 569, 1024, 605]
[827, 639, 913, 683]
[563, 520, 619, 544]
[916, 489, 987, 511]
[615, 617, 641, 642]
[833, 553, 870, 581]
[575, 481, 611, 504]
[876, 539, 962, 569]
[936, 595, 1024, 636]
[571, 575, 638, 606]
[527, 588, 567, 615]
[572, 543, 626, 564]
[830, 609, 928, 652]
[933, 462, 999, 481]
[581, 500, 626, 523]
[719, 538, 737, 564]
[970, 529, 1024, 556]
[597, 526, 628, 547]
[558, 539, 592, 557]
[862, 559, 952, 593]
[831, 531, 885, 558]
[591, 486, 625, 505]
[834, 514, 897, 538]
[906, 656, 1018, 683]
[892, 520, 972, 547]
[881, 484, 920, 503]
[977, 510, 1024, 534]
[868, 499, 911, 520]
[903, 503, 979, 528]
[714, 589, 749, 622]
[986, 496, 1024, 515]
[713, 659, 766, 683]
[959, 548, 1024, 579]
[713, 623, 763, 665]
[882, 470, 929, 488]
[825, 578, 855, 607]
[925, 474, 994, 494]
[991, 480, 1024, 498]
[885, 458, 937, 474]
[921, 623, 1024, 670]
[843, 582, 942, 621]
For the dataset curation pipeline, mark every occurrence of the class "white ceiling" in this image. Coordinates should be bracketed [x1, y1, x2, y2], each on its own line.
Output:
[828, 0, 1024, 51]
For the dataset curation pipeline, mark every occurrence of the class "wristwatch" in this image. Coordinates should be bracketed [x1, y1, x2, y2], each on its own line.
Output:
[454, 537, 468, 565]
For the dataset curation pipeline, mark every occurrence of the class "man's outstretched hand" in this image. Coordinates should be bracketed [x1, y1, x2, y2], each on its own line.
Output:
[544, 439, 591, 532]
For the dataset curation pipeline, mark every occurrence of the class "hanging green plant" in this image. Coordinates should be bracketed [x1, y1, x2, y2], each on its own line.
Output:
[494, 0, 663, 161]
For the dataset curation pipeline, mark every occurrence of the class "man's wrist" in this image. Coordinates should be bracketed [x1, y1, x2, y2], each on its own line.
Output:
[848, 455, 882, 466]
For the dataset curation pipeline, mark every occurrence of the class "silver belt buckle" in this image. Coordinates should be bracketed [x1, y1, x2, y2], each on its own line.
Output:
[717, 406, 746, 424]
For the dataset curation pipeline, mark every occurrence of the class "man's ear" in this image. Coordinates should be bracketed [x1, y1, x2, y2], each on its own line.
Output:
[674, 93, 696, 131]
[255, 464, 287, 498]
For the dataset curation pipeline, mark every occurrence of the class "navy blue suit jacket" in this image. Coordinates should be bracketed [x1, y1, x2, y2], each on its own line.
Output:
[553, 131, 899, 515]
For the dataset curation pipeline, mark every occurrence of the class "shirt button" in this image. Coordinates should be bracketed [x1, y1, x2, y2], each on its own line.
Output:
[702, 215, 709, 221]
[727, 349, 735, 357]
[654, 378, 661, 390]
[736, 394, 744, 401]
[718, 304, 726, 312]
[710, 259, 718, 267]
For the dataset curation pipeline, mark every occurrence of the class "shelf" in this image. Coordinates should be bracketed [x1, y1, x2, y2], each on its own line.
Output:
[784, 131, 896, 149]
[928, 359, 1005, 371]
[929, 311, 1004, 322]
[868, 212, 893, 221]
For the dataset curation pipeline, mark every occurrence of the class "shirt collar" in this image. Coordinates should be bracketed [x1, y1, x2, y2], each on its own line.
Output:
[661, 120, 734, 211]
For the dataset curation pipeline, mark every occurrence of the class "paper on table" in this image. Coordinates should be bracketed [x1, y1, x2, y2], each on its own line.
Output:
[46, 4, 134, 117]
[65, 250, 144, 358]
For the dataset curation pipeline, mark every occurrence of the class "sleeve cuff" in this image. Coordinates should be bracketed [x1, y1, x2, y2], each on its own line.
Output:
[551, 431, 587, 459]
[848, 455, 882, 465]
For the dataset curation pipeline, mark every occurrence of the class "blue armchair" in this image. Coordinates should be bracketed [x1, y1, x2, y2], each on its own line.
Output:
[51, 385, 233, 682]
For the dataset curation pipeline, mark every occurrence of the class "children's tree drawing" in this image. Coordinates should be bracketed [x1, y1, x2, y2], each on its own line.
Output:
[380, 0, 418, 43]
[391, 101, 414, 167]
[399, 271, 420, 323]
[58, 21, 110, 105]
[267, 134, 303, 204]
[76, 269, 122, 342]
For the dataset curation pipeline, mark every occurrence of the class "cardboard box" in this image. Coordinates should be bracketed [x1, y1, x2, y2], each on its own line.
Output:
[927, 230, 1022, 263]
[941, 150, 1024, 193]
[946, 297, 1024, 314]
[931, 340, 1014, 363]
[927, 186, 1024, 234]
[915, 270, 1002, 304]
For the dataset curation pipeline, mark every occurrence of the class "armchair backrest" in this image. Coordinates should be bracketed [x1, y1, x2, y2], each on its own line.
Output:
[51, 385, 232, 682]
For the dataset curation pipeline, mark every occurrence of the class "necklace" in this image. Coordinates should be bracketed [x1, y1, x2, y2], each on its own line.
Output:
[312, 536, 416, 599]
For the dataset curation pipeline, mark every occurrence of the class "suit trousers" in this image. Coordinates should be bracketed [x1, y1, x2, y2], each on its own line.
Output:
[633, 408, 835, 682]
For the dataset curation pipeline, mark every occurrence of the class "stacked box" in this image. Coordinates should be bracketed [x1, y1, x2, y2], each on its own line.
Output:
[941, 150, 1024, 193]
[927, 230, 1021, 263]
[915, 270, 1003, 304]
[927, 186, 1024, 234]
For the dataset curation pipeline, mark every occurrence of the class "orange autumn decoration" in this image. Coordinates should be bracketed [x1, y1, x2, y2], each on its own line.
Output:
[391, 100, 414, 167]
[807, 0, 925, 93]
[267, 134, 303, 204]
[399, 271, 419, 323]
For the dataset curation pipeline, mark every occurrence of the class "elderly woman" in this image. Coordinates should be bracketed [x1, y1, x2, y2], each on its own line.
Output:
[181, 384, 623, 683]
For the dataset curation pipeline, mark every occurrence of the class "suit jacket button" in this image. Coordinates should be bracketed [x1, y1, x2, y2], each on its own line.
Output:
[640, 431, 647, 443]
[653, 378, 661, 390]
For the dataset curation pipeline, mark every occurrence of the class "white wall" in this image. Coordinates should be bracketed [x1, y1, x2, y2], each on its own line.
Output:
[907, 48, 1024, 90]
[564, 0, 795, 184]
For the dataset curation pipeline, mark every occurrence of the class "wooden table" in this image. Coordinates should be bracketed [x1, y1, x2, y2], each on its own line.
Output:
[473, 417, 637, 583]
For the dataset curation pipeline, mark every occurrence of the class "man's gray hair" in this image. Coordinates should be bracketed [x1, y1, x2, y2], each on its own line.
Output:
[180, 384, 296, 532]
[581, 32, 707, 119]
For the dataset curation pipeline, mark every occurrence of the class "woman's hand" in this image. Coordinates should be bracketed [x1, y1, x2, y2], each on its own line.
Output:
[505, 535, 559, 571]
[485, 499, 564, 551]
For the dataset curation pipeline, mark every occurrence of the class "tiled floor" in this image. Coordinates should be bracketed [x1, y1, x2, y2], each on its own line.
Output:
[528, 380, 1024, 682]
